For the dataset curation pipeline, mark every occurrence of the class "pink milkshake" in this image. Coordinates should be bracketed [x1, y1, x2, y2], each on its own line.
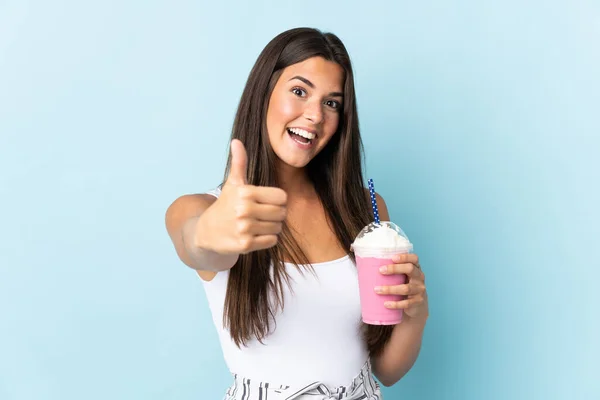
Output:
[351, 221, 413, 325]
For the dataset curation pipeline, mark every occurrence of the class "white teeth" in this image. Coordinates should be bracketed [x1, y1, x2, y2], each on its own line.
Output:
[288, 128, 315, 140]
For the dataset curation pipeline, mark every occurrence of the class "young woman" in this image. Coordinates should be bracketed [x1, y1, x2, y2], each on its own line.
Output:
[165, 27, 428, 400]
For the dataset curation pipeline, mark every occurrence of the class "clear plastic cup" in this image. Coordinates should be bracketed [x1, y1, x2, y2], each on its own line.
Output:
[351, 221, 413, 325]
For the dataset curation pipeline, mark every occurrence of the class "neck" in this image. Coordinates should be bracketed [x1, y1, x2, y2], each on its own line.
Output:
[277, 163, 314, 199]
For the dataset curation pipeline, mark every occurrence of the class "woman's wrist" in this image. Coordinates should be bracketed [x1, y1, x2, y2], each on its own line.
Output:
[182, 214, 239, 271]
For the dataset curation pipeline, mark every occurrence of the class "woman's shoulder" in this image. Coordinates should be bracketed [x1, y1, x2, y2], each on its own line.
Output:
[361, 187, 387, 205]
[361, 187, 390, 219]
[166, 192, 219, 222]
[170, 184, 223, 211]
[205, 184, 223, 198]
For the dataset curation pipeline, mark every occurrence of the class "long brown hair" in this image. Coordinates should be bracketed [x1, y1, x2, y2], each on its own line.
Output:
[221, 27, 393, 357]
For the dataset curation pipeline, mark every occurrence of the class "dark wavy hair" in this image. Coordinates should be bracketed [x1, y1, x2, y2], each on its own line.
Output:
[221, 27, 393, 357]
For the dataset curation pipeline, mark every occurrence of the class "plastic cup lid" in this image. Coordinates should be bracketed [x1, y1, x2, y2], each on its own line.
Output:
[351, 221, 413, 253]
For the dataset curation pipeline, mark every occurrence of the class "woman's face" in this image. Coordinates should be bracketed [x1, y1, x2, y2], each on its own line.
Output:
[266, 56, 344, 170]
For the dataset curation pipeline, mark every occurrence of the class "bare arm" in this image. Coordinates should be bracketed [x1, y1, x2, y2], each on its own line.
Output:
[369, 192, 429, 386]
[164, 140, 287, 281]
[165, 194, 239, 280]
[371, 308, 428, 386]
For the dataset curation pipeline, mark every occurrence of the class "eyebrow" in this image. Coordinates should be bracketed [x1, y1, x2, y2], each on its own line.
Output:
[289, 75, 344, 98]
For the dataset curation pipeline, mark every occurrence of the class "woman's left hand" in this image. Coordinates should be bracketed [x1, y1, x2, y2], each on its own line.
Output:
[375, 253, 429, 320]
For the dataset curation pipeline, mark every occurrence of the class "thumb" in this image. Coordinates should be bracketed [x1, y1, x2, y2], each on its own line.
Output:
[227, 139, 248, 186]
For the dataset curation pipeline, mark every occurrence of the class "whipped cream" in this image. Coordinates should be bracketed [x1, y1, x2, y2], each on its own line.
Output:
[352, 223, 413, 257]
[354, 225, 410, 247]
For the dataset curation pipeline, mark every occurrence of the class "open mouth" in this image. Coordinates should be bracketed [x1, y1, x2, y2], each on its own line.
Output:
[287, 128, 315, 146]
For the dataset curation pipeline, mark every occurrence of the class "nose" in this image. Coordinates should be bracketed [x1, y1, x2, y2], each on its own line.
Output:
[303, 99, 324, 125]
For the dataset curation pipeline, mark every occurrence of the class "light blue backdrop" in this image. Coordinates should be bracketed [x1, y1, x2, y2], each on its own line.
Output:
[1, 1, 598, 399]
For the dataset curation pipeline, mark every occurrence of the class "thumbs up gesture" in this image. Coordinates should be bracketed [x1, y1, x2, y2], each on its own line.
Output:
[200, 139, 288, 255]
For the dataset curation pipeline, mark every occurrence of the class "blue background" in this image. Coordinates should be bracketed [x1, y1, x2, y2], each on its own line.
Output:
[1, 1, 598, 399]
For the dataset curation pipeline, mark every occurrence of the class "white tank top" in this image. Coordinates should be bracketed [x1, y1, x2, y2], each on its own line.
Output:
[201, 187, 369, 388]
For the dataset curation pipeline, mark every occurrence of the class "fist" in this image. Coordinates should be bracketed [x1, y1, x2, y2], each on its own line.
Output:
[201, 139, 288, 254]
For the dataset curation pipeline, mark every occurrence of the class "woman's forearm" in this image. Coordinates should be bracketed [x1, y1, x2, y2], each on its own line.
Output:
[371, 300, 429, 386]
[181, 215, 239, 272]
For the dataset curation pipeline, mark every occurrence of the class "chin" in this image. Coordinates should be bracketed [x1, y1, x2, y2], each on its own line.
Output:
[271, 137, 329, 170]
[278, 155, 312, 169]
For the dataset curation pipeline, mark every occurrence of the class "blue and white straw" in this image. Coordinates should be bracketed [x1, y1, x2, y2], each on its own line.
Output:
[368, 178, 380, 225]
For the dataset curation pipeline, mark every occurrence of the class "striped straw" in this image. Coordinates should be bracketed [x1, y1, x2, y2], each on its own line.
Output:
[368, 178, 380, 225]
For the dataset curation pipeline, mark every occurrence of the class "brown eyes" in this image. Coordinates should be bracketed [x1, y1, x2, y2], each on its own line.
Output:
[325, 100, 341, 110]
[291, 87, 342, 110]
[291, 87, 306, 97]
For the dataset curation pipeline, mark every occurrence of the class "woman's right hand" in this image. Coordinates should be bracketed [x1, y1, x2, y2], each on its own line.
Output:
[196, 139, 288, 255]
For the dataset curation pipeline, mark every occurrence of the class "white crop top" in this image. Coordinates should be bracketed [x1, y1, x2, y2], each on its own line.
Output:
[200, 187, 369, 388]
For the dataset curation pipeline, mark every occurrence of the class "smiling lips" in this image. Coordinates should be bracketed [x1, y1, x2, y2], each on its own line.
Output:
[287, 127, 317, 147]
